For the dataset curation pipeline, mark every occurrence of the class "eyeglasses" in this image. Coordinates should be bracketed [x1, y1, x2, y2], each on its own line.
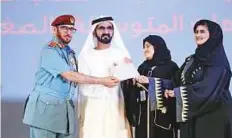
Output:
[58, 26, 77, 33]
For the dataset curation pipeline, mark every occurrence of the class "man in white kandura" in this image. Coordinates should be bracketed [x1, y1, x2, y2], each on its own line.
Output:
[77, 16, 133, 138]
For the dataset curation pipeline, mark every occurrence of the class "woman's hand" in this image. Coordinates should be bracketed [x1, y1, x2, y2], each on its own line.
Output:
[135, 75, 149, 84]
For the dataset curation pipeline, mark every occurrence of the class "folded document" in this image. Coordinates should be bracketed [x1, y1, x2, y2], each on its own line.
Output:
[111, 59, 139, 81]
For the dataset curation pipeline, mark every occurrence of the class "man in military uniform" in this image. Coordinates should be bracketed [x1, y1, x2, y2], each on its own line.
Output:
[22, 14, 119, 138]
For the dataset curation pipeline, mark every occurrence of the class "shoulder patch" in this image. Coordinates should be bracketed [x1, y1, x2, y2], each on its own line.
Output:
[48, 41, 58, 47]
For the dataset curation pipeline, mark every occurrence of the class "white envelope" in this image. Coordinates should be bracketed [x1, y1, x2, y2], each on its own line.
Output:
[111, 59, 139, 81]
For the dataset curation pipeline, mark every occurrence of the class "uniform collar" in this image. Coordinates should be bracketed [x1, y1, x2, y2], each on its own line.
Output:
[48, 36, 66, 48]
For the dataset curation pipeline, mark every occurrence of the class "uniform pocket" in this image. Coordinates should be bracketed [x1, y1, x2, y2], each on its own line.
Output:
[36, 94, 64, 114]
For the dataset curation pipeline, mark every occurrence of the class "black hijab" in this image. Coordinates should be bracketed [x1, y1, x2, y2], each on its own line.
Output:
[140, 35, 171, 68]
[194, 19, 230, 70]
[176, 20, 231, 86]
[138, 35, 175, 77]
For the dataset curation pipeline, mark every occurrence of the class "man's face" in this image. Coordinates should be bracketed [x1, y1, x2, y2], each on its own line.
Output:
[94, 21, 114, 44]
[55, 25, 76, 44]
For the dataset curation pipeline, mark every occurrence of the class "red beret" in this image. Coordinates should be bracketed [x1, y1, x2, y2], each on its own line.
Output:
[51, 14, 75, 26]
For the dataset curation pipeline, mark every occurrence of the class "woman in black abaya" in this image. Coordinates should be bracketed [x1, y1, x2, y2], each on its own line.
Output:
[166, 19, 232, 138]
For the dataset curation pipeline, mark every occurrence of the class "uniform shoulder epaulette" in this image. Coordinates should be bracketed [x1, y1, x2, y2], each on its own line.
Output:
[48, 41, 58, 47]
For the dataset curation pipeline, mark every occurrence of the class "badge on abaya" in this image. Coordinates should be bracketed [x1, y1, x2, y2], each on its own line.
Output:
[161, 107, 167, 114]
[140, 90, 146, 101]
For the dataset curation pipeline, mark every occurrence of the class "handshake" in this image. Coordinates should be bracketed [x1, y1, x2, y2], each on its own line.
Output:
[100, 76, 120, 88]
[100, 74, 148, 88]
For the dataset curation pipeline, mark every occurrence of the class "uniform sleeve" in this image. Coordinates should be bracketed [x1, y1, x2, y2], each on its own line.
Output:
[40, 47, 70, 77]
[178, 67, 230, 121]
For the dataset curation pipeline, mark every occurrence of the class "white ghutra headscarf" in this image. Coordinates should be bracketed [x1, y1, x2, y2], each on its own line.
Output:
[78, 16, 131, 63]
